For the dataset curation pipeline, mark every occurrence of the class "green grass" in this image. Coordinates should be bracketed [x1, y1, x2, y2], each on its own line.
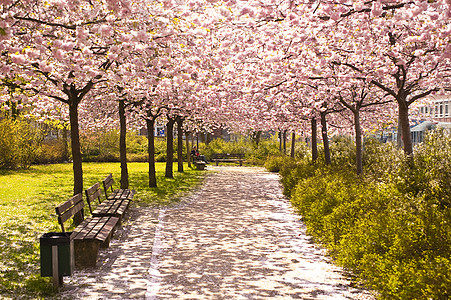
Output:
[0, 162, 206, 298]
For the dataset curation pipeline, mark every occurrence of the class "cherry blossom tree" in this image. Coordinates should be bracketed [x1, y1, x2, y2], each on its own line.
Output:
[314, 0, 451, 155]
[2, 1, 137, 198]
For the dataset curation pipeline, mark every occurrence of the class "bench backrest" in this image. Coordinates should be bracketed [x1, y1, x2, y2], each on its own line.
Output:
[212, 153, 245, 159]
[102, 173, 114, 198]
[55, 193, 85, 233]
[85, 182, 102, 214]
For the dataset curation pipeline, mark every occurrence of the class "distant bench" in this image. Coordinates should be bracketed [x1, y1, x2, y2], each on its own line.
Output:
[102, 173, 136, 203]
[211, 153, 245, 166]
[55, 193, 119, 268]
[191, 155, 207, 170]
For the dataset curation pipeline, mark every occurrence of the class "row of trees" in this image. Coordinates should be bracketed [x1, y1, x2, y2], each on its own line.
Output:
[1, 1, 450, 192]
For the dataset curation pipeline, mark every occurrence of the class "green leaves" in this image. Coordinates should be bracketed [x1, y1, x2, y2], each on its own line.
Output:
[281, 132, 451, 299]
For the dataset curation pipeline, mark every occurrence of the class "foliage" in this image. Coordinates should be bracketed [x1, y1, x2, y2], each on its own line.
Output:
[202, 136, 280, 165]
[329, 135, 356, 169]
[0, 117, 44, 169]
[80, 129, 121, 162]
[280, 130, 451, 299]
[0, 162, 205, 298]
[79, 131, 186, 163]
[35, 138, 69, 164]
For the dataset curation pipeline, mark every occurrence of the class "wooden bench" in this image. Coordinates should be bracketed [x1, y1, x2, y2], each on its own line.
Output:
[191, 155, 207, 170]
[85, 182, 130, 224]
[102, 174, 136, 203]
[55, 193, 119, 268]
[211, 153, 245, 166]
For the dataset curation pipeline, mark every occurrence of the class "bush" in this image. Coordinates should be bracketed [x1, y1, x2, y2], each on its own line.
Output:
[282, 129, 451, 299]
[80, 129, 120, 162]
[264, 155, 285, 172]
[0, 117, 44, 169]
[35, 138, 68, 164]
[329, 135, 356, 168]
[201, 136, 280, 165]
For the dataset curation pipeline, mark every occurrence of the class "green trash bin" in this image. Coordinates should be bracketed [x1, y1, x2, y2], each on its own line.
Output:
[40, 232, 74, 286]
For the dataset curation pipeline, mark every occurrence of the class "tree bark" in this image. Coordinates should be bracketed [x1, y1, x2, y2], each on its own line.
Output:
[176, 117, 184, 173]
[146, 118, 157, 187]
[320, 112, 331, 165]
[283, 130, 287, 154]
[62, 126, 69, 162]
[69, 101, 83, 195]
[165, 117, 175, 178]
[186, 131, 191, 168]
[68, 98, 83, 225]
[291, 132, 295, 158]
[311, 118, 318, 162]
[200, 132, 205, 143]
[354, 110, 363, 175]
[254, 131, 262, 147]
[279, 131, 282, 153]
[397, 115, 403, 149]
[119, 99, 129, 189]
[398, 102, 413, 156]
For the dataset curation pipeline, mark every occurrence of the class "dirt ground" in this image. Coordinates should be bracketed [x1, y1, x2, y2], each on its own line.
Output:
[60, 166, 376, 300]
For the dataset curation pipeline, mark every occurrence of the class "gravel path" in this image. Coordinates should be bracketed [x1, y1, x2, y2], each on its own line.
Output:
[60, 166, 375, 299]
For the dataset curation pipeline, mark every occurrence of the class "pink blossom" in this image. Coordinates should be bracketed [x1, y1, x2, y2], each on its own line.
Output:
[371, 1, 383, 17]
[99, 25, 112, 37]
[39, 63, 53, 73]
[10, 53, 27, 65]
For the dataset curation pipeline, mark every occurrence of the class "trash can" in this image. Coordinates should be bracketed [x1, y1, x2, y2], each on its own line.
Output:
[40, 232, 74, 286]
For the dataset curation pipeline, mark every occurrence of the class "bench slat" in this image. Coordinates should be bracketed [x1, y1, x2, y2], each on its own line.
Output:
[55, 190, 121, 269]
[102, 173, 115, 198]
[55, 193, 84, 231]
[92, 216, 118, 242]
[92, 199, 130, 217]
[211, 153, 245, 166]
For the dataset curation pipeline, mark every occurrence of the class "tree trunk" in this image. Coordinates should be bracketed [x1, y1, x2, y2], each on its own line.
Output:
[311, 118, 318, 162]
[165, 118, 175, 178]
[119, 99, 129, 189]
[146, 118, 157, 188]
[291, 132, 295, 158]
[279, 131, 282, 153]
[320, 112, 331, 165]
[397, 115, 403, 149]
[200, 132, 205, 144]
[69, 99, 83, 225]
[62, 126, 69, 162]
[283, 130, 287, 154]
[354, 110, 363, 175]
[186, 131, 191, 168]
[254, 131, 262, 147]
[398, 102, 413, 156]
[69, 102, 83, 195]
[176, 117, 184, 173]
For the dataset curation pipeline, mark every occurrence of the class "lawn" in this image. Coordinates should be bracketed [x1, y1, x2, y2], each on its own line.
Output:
[0, 162, 206, 298]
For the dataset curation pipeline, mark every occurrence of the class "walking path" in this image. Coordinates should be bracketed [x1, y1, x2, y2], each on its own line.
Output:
[61, 167, 375, 299]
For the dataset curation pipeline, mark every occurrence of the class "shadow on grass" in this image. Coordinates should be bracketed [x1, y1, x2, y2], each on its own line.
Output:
[131, 168, 207, 206]
[0, 221, 55, 298]
[0, 162, 208, 299]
